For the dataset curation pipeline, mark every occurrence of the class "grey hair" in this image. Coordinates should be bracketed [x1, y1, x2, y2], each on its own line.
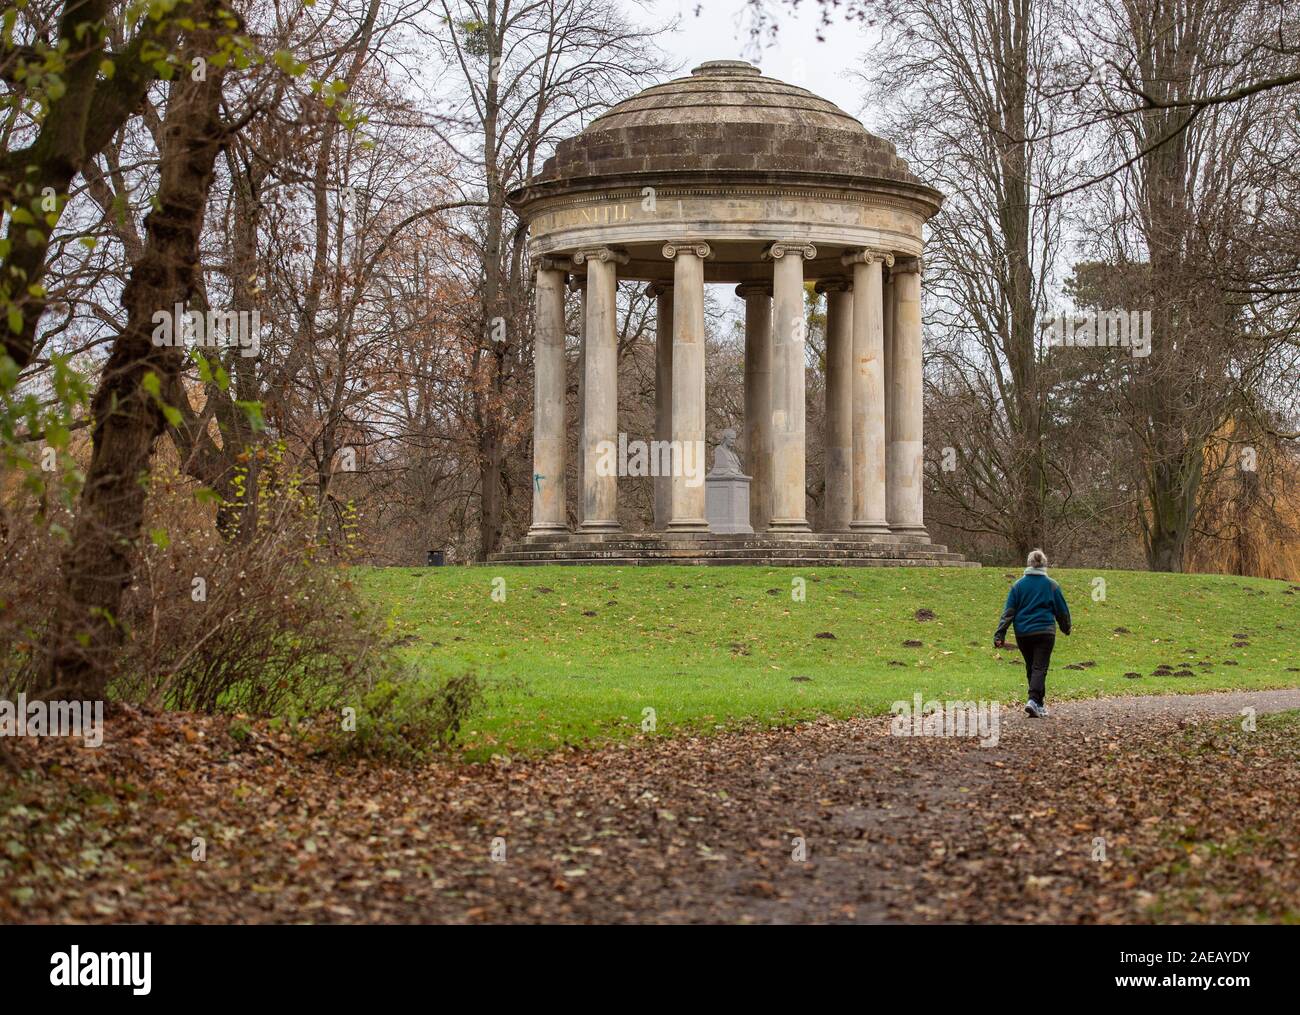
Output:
[1027, 548, 1048, 569]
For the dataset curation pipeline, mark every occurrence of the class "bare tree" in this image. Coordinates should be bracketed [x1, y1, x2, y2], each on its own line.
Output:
[424, 0, 671, 558]
[854, 0, 1077, 558]
[1081, 0, 1294, 570]
[45, 0, 239, 696]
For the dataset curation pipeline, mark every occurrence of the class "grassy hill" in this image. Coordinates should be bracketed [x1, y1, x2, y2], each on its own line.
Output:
[361, 565, 1300, 756]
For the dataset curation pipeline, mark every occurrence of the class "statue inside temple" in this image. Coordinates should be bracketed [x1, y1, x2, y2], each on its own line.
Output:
[709, 428, 746, 478]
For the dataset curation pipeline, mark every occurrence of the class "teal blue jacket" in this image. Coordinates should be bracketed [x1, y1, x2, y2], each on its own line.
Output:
[994, 569, 1072, 644]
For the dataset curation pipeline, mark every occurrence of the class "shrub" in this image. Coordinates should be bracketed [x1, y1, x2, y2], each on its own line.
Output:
[2, 450, 395, 716]
[328, 670, 487, 762]
[0, 506, 65, 699]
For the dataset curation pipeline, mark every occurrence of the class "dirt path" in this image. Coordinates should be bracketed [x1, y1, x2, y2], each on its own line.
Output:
[1012, 687, 1300, 721]
[4, 689, 1300, 924]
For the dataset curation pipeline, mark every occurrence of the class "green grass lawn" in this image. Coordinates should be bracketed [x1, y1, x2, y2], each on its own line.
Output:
[360, 565, 1300, 756]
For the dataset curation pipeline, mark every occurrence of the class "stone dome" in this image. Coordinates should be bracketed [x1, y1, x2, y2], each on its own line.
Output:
[534, 60, 922, 187]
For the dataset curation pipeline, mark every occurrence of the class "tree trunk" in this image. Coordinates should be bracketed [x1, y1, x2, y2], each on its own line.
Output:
[1144, 449, 1202, 572]
[478, 416, 505, 558]
[474, 1, 510, 561]
[999, 0, 1047, 558]
[43, 21, 229, 698]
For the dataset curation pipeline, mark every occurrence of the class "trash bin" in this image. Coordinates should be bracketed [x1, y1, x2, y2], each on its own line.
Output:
[427, 549, 446, 566]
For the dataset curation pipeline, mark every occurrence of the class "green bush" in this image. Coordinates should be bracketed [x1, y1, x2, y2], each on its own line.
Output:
[328, 670, 486, 762]
[1, 453, 395, 716]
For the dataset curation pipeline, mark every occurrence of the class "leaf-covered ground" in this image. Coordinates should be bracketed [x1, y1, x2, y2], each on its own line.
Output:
[4, 690, 1300, 924]
[362, 566, 1300, 755]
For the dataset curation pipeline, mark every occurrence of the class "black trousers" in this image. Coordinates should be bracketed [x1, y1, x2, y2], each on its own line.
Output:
[1016, 631, 1055, 705]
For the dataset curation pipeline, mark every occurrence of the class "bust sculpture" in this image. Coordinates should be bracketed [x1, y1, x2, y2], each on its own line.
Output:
[705, 428, 753, 534]
[709, 428, 747, 478]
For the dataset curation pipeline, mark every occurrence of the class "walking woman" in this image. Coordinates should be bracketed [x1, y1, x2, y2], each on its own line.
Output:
[993, 549, 1072, 717]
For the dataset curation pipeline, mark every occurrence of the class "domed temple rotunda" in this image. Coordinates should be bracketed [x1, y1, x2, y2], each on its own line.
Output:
[493, 60, 974, 567]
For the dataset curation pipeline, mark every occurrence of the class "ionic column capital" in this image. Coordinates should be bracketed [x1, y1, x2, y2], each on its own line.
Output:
[534, 255, 573, 274]
[815, 277, 853, 295]
[645, 281, 674, 298]
[763, 241, 817, 261]
[735, 282, 773, 299]
[662, 241, 713, 260]
[572, 246, 630, 266]
[841, 249, 895, 269]
[891, 256, 922, 275]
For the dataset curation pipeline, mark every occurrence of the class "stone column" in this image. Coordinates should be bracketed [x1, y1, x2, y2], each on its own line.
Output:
[737, 283, 773, 531]
[817, 279, 853, 532]
[663, 242, 711, 532]
[529, 257, 570, 536]
[649, 282, 674, 531]
[843, 250, 892, 535]
[570, 273, 587, 526]
[764, 241, 815, 532]
[888, 257, 929, 542]
[882, 267, 896, 528]
[573, 246, 628, 533]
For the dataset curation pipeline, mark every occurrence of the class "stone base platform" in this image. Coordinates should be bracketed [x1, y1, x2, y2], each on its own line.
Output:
[489, 532, 977, 567]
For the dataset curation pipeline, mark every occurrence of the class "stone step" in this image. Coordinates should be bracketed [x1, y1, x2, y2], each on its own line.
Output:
[493, 541, 959, 556]
[489, 532, 976, 568]
[489, 547, 967, 563]
[490, 548, 969, 563]
[485, 555, 979, 568]
[522, 532, 938, 547]
[508, 539, 951, 554]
